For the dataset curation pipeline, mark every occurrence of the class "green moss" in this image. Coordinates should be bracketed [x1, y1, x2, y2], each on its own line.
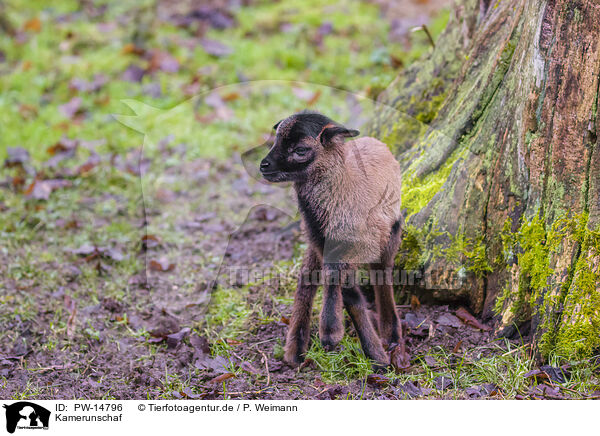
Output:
[552, 221, 600, 359]
[382, 79, 449, 154]
[397, 221, 492, 281]
[401, 146, 463, 218]
[497, 212, 600, 359]
[470, 40, 515, 123]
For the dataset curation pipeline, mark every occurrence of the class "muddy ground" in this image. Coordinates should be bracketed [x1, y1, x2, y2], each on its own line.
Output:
[1, 151, 581, 400]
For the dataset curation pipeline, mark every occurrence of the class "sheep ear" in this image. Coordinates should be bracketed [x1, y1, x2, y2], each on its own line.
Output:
[320, 126, 359, 145]
[273, 120, 283, 131]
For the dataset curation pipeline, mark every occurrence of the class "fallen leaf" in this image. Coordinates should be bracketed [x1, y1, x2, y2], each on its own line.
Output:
[523, 368, 548, 382]
[104, 248, 124, 262]
[141, 234, 161, 250]
[78, 154, 101, 175]
[189, 334, 210, 354]
[24, 180, 51, 200]
[150, 258, 175, 272]
[69, 244, 96, 255]
[422, 355, 437, 367]
[465, 386, 482, 398]
[480, 383, 499, 396]
[47, 137, 78, 155]
[122, 64, 146, 82]
[166, 327, 191, 349]
[452, 340, 463, 353]
[540, 365, 570, 384]
[23, 17, 41, 32]
[200, 38, 232, 57]
[69, 74, 107, 93]
[456, 307, 491, 331]
[396, 381, 423, 398]
[4, 147, 30, 168]
[435, 375, 452, 390]
[529, 384, 562, 399]
[240, 361, 260, 374]
[149, 310, 181, 341]
[181, 387, 202, 399]
[410, 294, 421, 310]
[204, 91, 233, 120]
[25, 179, 72, 200]
[436, 313, 462, 328]
[366, 373, 390, 387]
[18, 103, 38, 119]
[148, 49, 179, 73]
[208, 372, 235, 384]
[195, 354, 229, 373]
[59, 97, 83, 119]
[317, 385, 346, 400]
[222, 92, 239, 102]
[121, 43, 145, 55]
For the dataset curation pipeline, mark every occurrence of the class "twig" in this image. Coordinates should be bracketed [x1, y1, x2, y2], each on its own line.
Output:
[28, 364, 75, 372]
[411, 24, 436, 48]
[249, 338, 278, 347]
[203, 387, 274, 398]
[501, 344, 530, 357]
[258, 349, 270, 387]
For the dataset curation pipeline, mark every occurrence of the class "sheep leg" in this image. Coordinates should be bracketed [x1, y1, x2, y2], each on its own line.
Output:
[372, 219, 403, 346]
[319, 265, 345, 351]
[283, 248, 319, 365]
[343, 285, 389, 366]
[372, 280, 402, 346]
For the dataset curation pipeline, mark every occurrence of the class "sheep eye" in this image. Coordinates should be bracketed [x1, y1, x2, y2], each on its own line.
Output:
[294, 147, 309, 156]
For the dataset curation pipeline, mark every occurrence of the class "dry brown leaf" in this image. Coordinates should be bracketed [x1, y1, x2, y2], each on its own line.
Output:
[150, 258, 175, 272]
[452, 340, 463, 353]
[366, 373, 390, 387]
[456, 307, 491, 331]
[24, 17, 42, 32]
[209, 372, 235, 384]
[410, 295, 421, 311]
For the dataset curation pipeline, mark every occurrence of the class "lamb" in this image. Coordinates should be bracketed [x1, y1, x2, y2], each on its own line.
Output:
[260, 111, 404, 367]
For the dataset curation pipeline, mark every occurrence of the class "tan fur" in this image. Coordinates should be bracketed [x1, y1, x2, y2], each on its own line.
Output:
[296, 137, 402, 265]
[283, 134, 404, 366]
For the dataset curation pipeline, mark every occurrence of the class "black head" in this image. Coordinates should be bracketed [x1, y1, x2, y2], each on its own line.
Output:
[259, 111, 359, 183]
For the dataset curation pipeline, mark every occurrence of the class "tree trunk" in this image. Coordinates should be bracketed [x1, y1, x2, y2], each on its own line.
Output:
[369, 0, 600, 360]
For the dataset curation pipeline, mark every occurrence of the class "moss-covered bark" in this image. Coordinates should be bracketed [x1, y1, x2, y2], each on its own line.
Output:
[370, 0, 600, 360]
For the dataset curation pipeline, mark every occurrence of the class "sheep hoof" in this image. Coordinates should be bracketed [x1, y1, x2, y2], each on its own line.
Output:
[320, 338, 340, 352]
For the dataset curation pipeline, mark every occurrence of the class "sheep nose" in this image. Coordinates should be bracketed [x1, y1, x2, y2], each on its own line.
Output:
[260, 159, 271, 172]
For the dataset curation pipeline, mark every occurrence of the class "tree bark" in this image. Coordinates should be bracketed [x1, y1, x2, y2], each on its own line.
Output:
[370, 0, 600, 360]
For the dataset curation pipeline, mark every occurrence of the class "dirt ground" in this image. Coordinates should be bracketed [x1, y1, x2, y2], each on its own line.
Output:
[0, 152, 577, 400]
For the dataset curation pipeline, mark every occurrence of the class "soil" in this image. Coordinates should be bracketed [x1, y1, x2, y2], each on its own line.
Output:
[0, 150, 513, 400]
